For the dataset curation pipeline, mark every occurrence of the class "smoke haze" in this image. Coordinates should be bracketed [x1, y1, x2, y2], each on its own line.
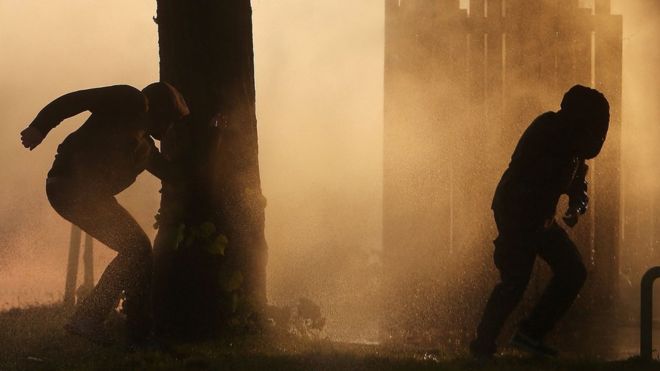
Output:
[0, 0, 658, 345]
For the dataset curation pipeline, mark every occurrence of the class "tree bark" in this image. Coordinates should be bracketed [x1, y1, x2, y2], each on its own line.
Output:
[153, 0, 267, 338]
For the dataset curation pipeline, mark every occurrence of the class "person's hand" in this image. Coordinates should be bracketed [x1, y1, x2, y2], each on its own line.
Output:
[20, 126, 44, 150]
[569, 192, 589, 215]
[563, 210, 579, 228]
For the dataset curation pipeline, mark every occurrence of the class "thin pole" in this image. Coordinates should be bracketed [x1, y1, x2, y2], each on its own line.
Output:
[63, 224, 82, 307]
[78, 233, 95, 300]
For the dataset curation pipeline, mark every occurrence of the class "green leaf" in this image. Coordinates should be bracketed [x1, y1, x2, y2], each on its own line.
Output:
[173, 224, 186, 250]
[206, 234, 229, 256]
[198, 222, 216, 238]
[220, 270, 244, 292]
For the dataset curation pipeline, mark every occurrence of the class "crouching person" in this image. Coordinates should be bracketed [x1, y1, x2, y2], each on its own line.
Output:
[470, 85, 610, 358]
[20, 82, 189, 345]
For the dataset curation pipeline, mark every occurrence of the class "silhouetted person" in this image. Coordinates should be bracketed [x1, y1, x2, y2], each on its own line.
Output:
[470, 85, 610, 358]
[20, 82, 189, 344]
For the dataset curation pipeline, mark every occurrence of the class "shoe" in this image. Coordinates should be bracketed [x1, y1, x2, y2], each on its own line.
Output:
[510, 330, 558, 358]
[64, 317, 112, 346]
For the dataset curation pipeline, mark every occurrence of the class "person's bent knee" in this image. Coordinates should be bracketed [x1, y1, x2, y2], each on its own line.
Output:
[46, 181, 77, 220]
[568, 260, 587, 286]
[499, 276, 529, 299]
[574, 261, 587, 286]
[555, 260, 587, 290]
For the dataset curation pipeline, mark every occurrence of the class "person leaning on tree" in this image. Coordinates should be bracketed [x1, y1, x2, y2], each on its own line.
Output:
[20, 82, 189, 345]
[470, 85, 610, 358]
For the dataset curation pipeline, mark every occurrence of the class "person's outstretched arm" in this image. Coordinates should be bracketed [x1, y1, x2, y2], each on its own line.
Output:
[20, 85, 146, 150]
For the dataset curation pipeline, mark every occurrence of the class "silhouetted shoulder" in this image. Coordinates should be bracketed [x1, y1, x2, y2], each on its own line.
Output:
[86, 85, 147, 115]
[510, 112, 559, 161]
[528, 111, 559, 135]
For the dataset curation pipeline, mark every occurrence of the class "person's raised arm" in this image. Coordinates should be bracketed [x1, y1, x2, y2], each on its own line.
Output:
[20, 85, 146, 150]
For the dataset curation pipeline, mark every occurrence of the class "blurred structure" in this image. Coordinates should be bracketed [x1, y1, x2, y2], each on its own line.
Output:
[383, 0, 622, 348]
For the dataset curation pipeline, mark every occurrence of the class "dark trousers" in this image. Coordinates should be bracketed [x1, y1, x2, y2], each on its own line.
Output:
[47, 179, 152, 338]
[473, 215, 587, 353]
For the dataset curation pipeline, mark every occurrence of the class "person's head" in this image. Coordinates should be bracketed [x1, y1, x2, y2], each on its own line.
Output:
[142, 82, 190, 140]
[560, 85, 610, 159]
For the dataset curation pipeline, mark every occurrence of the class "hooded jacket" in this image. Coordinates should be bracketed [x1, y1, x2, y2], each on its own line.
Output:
[30, 85, 172, 195]
[492, 112, 588, 229]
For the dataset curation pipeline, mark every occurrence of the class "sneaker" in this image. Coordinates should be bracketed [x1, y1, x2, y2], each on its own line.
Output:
[64, 317, 112, 346]
[509, 331, 558, 358]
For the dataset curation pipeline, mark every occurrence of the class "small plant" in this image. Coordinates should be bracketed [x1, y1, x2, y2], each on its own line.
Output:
[266, 298, 327, 340]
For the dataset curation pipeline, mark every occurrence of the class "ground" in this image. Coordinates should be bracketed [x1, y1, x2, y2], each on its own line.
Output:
[0, 305, 658, 371]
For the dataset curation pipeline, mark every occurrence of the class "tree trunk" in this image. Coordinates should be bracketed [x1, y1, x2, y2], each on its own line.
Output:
[153, 0, 267, 338]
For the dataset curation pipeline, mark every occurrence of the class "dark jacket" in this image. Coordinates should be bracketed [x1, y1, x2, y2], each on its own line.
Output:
[30, 85, 170, 195]
[492, 112, 587, 230]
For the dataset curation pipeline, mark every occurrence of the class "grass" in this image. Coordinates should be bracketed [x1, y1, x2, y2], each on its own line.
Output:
[0, 305, 658, 371]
